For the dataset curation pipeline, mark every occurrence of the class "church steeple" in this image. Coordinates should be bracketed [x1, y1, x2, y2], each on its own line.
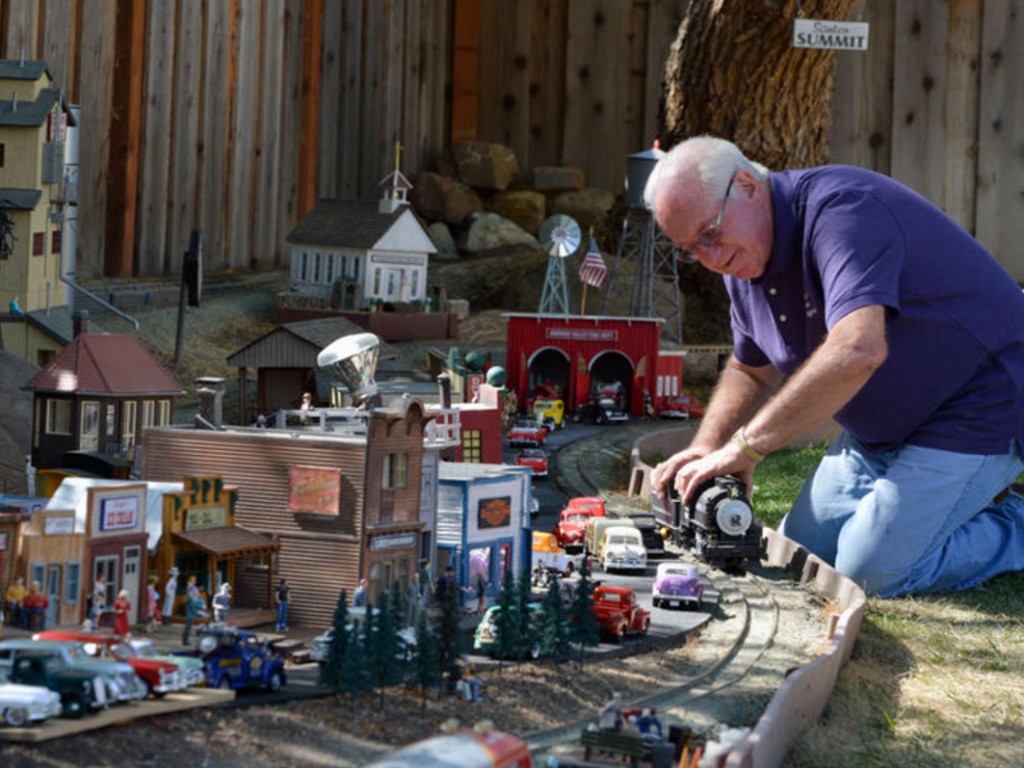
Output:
[378, 140, 412, 214]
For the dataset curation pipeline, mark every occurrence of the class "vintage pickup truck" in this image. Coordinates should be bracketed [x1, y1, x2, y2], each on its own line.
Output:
[592, 585, 650, 643]
[554, 497, 606, 551]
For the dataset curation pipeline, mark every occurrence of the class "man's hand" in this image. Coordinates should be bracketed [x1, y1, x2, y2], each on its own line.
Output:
[670, 438, 757, 505]
[651, 447, 707, 502]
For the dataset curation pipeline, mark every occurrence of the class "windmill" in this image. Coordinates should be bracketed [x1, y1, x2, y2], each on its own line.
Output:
[537, 214, 581, 315]
[601, 142, 683, 342]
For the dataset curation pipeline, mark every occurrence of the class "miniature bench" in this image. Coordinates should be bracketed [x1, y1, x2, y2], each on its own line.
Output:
[580, 728, 646, 767]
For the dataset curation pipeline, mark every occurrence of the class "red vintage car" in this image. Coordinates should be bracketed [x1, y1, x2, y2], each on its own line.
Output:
[507, 419, 548, 447]
[591, 585, 651, 642]
[658, 393, 705, 420]
[554, 496, 606, 551]
[515, 448, 549, 477]
[34, 631, 187, 697]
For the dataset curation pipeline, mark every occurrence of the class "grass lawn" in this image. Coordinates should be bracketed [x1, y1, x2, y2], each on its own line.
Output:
[756, 447, 1024, 768]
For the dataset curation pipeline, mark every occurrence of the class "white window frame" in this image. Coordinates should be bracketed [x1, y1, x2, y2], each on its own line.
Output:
[46, 399, 72, 435]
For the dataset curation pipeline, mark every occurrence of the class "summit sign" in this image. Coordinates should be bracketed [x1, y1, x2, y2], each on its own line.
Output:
[793, 19, 869, 51]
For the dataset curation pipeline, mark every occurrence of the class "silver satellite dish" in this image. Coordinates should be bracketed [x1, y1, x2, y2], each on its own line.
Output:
[539, 214, 582, 258]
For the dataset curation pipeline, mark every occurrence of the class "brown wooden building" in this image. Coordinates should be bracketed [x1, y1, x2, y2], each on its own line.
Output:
[140, 397, 437, 627]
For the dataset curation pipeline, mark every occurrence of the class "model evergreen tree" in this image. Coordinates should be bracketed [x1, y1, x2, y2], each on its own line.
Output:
[366, 589, 404, 709]
[513, 564, 538, 662]
[411, 608, 439, 708]
[321, 589, 350, 691]
[539, 577, 571, 662]
[491, 568, 519, 672]
[434, 572, 463, 693]
[566, 554, 601, 668]
[339, 612, 370, 714]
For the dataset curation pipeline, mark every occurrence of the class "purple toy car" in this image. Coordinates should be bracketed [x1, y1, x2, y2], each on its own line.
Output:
[652, 562, 703, 609]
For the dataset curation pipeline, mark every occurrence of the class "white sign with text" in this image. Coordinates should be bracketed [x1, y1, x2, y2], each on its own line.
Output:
[793, 19, 869, 51]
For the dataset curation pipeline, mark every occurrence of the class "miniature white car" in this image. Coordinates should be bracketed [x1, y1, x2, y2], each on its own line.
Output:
[0, 679, 63, 727]
[600, 526, 648, 572]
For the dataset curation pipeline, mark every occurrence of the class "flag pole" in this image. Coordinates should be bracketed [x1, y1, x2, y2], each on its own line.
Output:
[580, 227, 594, 316]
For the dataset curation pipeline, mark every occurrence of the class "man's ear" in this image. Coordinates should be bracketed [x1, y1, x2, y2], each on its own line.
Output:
[732, 168, 760, 199]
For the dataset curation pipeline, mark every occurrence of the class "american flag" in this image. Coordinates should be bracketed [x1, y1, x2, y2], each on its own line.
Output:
[578, 235, 608, 288]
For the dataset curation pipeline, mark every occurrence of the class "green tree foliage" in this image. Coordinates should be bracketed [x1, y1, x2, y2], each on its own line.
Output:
[434, 573, 463, 692]
[339, 614, 370, 711]
[366, 589, 405, 708]
[539, 577, 571, 661]
[566, 556, 601, 668]
[321, 589, 350, 691]
[491, 568, 520, 670]
[513, 565, 538, 661]
[411, 609, 439, 708]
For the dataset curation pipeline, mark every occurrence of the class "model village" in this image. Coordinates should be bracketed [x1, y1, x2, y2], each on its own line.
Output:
[0, 47, 868, 768]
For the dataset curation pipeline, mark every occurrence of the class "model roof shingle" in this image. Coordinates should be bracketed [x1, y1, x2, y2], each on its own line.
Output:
[285, 199, 410, 248]
[0, 188, 43, 210]
[0, 59, 49, 81]
[23, 333, 186, 396]
[0, 86, 62, 127]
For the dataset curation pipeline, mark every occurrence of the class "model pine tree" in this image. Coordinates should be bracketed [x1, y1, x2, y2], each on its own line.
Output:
[321, 589, 350, 691]
[513, 564, 537, 661]
[539, 577, 571, 661]
[339, 612, 370, 713]
[491, 568, 519, 671]
[365, 588, 404, 708]
[433, 573, 463, 693]
[411, 609, 439, 707]
[566, 555, 601, 668]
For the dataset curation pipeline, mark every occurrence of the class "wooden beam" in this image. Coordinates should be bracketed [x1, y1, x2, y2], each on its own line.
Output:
[298, 0, 322, 220]
[105, 0, 146, 277]
[451, 0, 479, 144]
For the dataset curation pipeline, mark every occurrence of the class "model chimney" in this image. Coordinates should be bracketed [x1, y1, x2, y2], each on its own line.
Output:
[72, 309, 89, 337]
[437, 373, 452, 409]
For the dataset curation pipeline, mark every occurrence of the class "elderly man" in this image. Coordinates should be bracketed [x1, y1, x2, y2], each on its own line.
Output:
[645, 135, 1024, 597]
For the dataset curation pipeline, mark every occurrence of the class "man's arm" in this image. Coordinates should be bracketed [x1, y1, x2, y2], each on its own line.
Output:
[669, 304, 888, 502]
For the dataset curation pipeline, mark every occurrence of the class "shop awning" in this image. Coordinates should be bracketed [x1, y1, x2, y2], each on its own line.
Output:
[173, 526, 279, 557]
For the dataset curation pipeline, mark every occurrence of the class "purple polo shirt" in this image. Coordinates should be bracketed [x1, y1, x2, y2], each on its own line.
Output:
[726, 166, 1024, 454]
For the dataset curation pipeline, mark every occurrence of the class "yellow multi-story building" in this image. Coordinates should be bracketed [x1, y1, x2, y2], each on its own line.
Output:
[0, 58, 75, 367]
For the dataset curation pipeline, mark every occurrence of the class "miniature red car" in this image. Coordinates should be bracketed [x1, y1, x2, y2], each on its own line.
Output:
[658, 393, 705, 420]
[507, 419, 548, 447]
[591, 585, 650, 642]
[34, 631, 187, 697]
[515, 448, 549, 477]
[554, 496, 606, 551]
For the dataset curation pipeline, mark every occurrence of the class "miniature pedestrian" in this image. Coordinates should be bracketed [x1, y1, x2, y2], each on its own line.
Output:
[90, 573, 108, 631]
[352, 578, 368, 608]
[23, 581, 48, 631]
[213, 582, 232, 623]
[403, 572, 423, 628]
[4, 576, 27, 629]
[418, 560, 434, 607]
[599, 692, 624, 731]
[182, 587, 206, 646]
[275, 579, 290, 632]
[456, 655, 482, 702]
[112, 589, 132, 637]
[636, 708, 665, 741]
[472, 571, 488, 615]
[436, 565, 456, 601]
[162, 567, 179, 625]
[145, 575, 160, 632]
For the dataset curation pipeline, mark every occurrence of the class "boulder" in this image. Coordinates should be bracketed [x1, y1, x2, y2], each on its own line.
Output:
[410, 171, 483, 226]
[456, 212, 540, 254]
[452, 141, 520, 191]
[485, 190, 546, 236]
[427, 222, 458, 261]
[549, 188, 617, 237]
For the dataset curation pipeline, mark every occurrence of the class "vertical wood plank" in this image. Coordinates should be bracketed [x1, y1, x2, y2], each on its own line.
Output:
[298, 0, 321, 218]
[890, 0, 948, 203]
[276, 0, 303, 264]
[199, 0, 233, 271]
[228, 0, 258, 269]
[828, 0, 896, 173]
[643, 0, 688, 148]
[135, 0, 173, 275]
[399, 0, 421, 174]
[416, 0, 451, 172]
[75, 0, 116, 278]
[339, 0, 365, 200]
[527, 0, 567, 168]
[381, 0, 404, 177]
[476, 0, 532, 165]
[41, 0, 78, 100]
[167, 0, 202, 276]
[976, 0, 1024, 277]
[359, 0, 384, 193]
[450, 0, 479, 144]
[254, 0, 285, 267]
[317, 0, 342, 199]
[1, 0, 37, 59]
[942, 0, 981, 231]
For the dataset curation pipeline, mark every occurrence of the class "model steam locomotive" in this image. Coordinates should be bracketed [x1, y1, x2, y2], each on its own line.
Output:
[650, 475, 765, 570]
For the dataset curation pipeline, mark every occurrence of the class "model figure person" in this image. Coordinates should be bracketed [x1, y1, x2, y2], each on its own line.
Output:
[113, 589, 131, 636]
[213, 582, 231, 622]
[162, 567, 180, 625]
[275, 579, 289, 632]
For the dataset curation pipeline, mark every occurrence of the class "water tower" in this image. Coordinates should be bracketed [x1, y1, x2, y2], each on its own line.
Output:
[600, 142, 683, 342]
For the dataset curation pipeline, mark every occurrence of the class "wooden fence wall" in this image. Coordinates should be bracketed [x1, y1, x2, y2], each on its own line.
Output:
[2, 0, 1022, 281]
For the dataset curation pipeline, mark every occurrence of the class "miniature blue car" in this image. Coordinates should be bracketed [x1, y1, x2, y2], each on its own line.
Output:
[196, 626, 286, 692]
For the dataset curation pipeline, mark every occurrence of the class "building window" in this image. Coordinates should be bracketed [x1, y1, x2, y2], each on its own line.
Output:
[0, 143, 4, 166]
[33, 232, 44, 255]
[325, 254, 334, 284]
[462, 429, 482, 463]
[382, 452, 408, 489]
[141, 400, 155, 429]
[373, 267, 382, 296]
[46, 399, 72, 435]
[105, 404, 116, 441]
[157, 400, 171, 425]
[313, 252, 321, 283]
[51, 230, 62, 254]
[64, 561, 81, 604]
[299, 251, 308, 282]
[122, 401, 137, 445]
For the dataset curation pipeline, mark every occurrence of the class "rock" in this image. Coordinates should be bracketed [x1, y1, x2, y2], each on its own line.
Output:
[549, 188, 617, 237]
[485, 190, 546, 236]
[410, 171, 483, 226]
[524, 166, 586, 192]
[456, 212, 540, 254]
[452, 141, 520, 191]
[427, 222, 458, 261]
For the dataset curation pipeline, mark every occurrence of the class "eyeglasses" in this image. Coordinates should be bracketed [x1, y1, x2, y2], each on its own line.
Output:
[678, 174, 734, 264]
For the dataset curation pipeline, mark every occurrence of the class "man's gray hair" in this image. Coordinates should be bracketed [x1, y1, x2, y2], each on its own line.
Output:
[643, 135, 769, 212]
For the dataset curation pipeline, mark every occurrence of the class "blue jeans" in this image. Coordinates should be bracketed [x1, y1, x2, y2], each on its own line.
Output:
[276, 602, 288, 631]
[780, 430, 1024, 596]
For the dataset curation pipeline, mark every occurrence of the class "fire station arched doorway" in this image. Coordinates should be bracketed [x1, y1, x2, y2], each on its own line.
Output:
[526, 347, 571, 403]
[589, 350, 635, 408]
